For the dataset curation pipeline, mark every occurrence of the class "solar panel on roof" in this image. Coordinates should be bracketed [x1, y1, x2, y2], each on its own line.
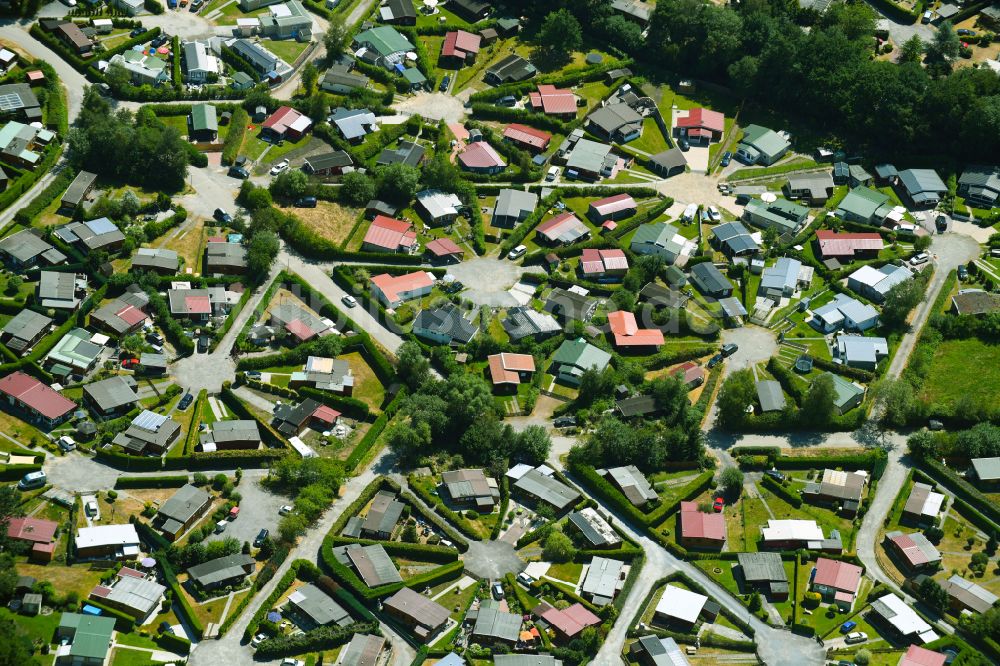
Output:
[133, 410, 168, 431]
[0, 93, 24, 111]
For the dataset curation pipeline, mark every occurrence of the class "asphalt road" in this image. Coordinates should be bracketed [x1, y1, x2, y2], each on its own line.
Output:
[203, 470, 285, 549]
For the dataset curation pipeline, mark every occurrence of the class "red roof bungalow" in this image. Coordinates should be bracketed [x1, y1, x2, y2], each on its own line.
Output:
[457, 141, 507, 174]
[0, 371, 76, 428]
[678, 501, 725, 549]
[671, 361, 706, 390]
[899, 645, 947, 666]
[814, 230, 884, 260]
[580, 248, 629, 279]
[26, 70, 45, 86]
[487, 352, 535, 388]
[31, 541, 55, 563]
[311, 404, 341, 429]
[529, 85, 577, 117]
[285, 319, 317, 343]
[6, 517, 58, 545]
[810, 557, 863, 610]
[503, 124, 551, 152]
[885, 531, 942, 572]
[537, 602, 601, 642]
[441, 30, 481, 64]
[675, 108, 725, 144]
[261, 106, 313, 141]
[370, 271, 435, 308]
[587, 194, 637, 223]
[424, 238, 464, 263]
[608, 310, 664, 350]
[362, 215, 417, 254]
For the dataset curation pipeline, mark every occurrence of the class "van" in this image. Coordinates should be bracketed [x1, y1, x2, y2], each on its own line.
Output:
[546, 166, 559, 182]
[921, 10, 932, 22]
[895, 223, 919, 237]
[58, 436, 76, 452]
[18, 471, 46, 491]
[85, 500, 98, 516]
[507, 245, 527, 260]
[910, 252, 929, 266]
[214, 520, 227, 534]
[682, 203, 698, 222]
[228, 506, 240, 521]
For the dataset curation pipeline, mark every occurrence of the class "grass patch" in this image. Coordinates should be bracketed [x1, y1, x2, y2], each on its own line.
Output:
[339, 351, 385, 411]
[279, 202, 361, 247]
[546, 561, 582, 585]
[919, 337, 1000, 412]
[628, 117, 670, 155]
[260, 39, 310, 65]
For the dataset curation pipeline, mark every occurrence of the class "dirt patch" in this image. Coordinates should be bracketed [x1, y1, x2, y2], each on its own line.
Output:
[152, 219, 206, 274]
[280, 201, 361, 247]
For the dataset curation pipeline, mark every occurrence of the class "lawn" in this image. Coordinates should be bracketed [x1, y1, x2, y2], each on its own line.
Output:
[150, 219, 205, 273]
[261, 39, 311, 65]
[340, 351, 386, 410]
[546, 561, 582, 585]
[279, 202, 361, 248]
[629, 117, 670, 155]
[723, 491, 772, 552]
[15, 562, 106, 601]
[0, 607, 60, 647]
[920, 337, 1000, 412]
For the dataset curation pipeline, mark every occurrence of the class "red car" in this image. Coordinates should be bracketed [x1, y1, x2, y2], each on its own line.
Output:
[121, 358, 139, 369]
[713, 497, 725, 512]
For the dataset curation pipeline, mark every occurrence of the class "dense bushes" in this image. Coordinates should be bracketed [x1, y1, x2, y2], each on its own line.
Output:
[255, 622, 379, 659]
[345, 394, 404, 472]
[153, 631, 190, 654]
[13, 167, 76, 224]
[114, 475, 189, 489]
[760, 474, 802, 508]
[242, 559, 319, 641]
[221, 107, 250, 165]
[915, 456, 1000, 529]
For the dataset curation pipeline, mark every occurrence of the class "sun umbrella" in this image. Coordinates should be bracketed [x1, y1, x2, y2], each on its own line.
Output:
[158, 46, 169, 55]
[141, 557, 156, 568]
[267, 611, 281, 623]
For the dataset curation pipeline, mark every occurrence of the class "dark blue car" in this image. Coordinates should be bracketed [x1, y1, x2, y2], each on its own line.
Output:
[720, 151, 732, 167]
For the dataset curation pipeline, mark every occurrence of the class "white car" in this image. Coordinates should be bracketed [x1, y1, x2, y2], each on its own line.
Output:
[279, 505, 293, 515]
[546, 166, 559, 181]
[269, 160, 289, 176]
[250, 633, 267, 648]
[341, 295, 357, 308]
[910, 252, 929, 266]
[707, 205, 721, 222]
[844, 632, 868, 644]
[280, 660, 304, 666]
[507, 245, 527, 260]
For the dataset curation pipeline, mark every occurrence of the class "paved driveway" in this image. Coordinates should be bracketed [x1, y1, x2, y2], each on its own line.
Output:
[392, 92, 469, 123]
[204, 470, 284, 548]
[446, 258, 546, 307]
[720, 326, 778, 377]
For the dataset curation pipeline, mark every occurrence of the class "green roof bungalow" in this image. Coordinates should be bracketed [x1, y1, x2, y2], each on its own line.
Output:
[353, 26, 414, 69]
[189, 103, 218, 142]
[742, 198, 808, 235]
[665, 264, 687, 288]
[551, 338, 612, 386]
[824, 373, 865, 414]
[56, 612, 116, 666]
[231, 71, 255, 90]
[735, 125, 790, 166]
[401, 67, 427, 91]
[835, 186, 894, 225]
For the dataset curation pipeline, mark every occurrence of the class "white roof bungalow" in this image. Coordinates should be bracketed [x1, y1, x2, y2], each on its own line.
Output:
[847, 264, 911, 303]
[810, 293, 879, 333]
[869, 593, 939, 643]
[835, 335, 888, 370]
[654, 585, 708, 626]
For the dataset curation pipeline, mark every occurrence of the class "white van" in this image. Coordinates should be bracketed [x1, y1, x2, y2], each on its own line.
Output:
[18, 470, 46, 490]
[682, 203, 699, 222]
[507, 245, 527, 260]
[546, 166, 559, 181]
[214, 520, 228, 534]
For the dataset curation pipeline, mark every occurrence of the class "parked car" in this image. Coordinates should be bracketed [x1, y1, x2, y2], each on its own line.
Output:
[439, 75, 450, 92]
[928, 419, 944, 431]
[713, 497, 724, 512]
[245, 370, 262, 380]
[280, 660, 305, 666]
[958, 265, 968, 280]
[146, 332, 164, 345]
[497, 95, 517, 107]
[228, 165, 249, 179]
[177, 393, 194, 410]
[85, 500, 98, 516]
[679, 138, 690, 151]
[18, 471, 46, 491]
[516, 572, 534, 586]
[921, 10, 932, 22]
[935, 214, 948, 232]
[250, 633, 267, 648]
[228, 506, 239, 521]
[546, 166, 559, 181]
[269, 160, 289, 176]
[341, 295, 358, 308]
[721, 343, 739, 357]
[910, 252, 930, 266]
[151, 35, 168, 48]
[213, 208, 232, 224]
[58, 436, 76, 452]
[254, 528, 269, 547]
[707, 353, 723, 369]
[492, 582, 504, 599]
[764, 470, 785, 482]
[294, 196, 317, 208]
[839, 621, 857, 634]
[706, 205, 721, 222]
[214, 520, 227, 534]
[279, 505, 293, 515]
[957, 29, 977, 37]
[720, 151, 732, 167]
[844, 632, 868, 644]
[507, 245, 527, 260]
[129, 27, 144, 38]
[553, 416, 577, 428]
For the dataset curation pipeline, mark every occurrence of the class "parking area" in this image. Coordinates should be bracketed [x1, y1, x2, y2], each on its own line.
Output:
[204, 470, 286, 547]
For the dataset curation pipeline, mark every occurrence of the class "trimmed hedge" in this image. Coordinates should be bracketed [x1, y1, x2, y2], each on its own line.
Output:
[14, 167, 77, 225]
[760, 474, 802, 508]
[255, 622, 379, 659]
[916, 456, 1000, 531]
[115, 475, 189, 489]
[345, 393, 404, 473]
[82, 598, 135, 632]
[160, 557, 204, 639]
[408, 474, 484, 541]
[490, 476, 510, 540]
[221, 107, 250, 165]
[242, 559, 318, 641]
[0, 464, 42, 481]
[153, 631, 190, 654]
